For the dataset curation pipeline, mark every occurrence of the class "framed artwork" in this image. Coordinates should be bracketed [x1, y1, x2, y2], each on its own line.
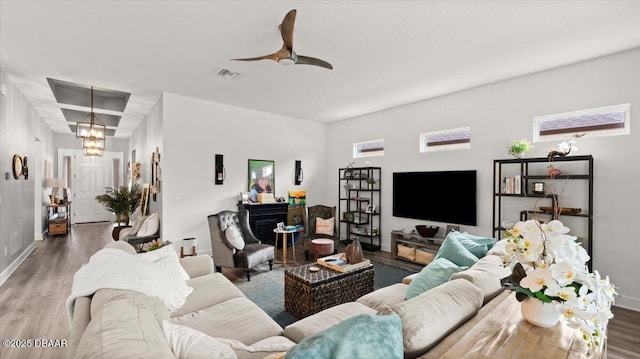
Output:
[248, 159, 275, 202]
[140, 184, 151, 216]
[151, 148, 160, 201]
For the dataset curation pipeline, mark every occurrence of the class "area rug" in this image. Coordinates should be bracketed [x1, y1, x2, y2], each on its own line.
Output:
[234, 261, 415, 327]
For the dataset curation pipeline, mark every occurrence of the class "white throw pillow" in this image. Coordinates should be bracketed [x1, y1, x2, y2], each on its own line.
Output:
[137, 244, 190, 281]
[225, 225, 245, 250]
[137, 212, 159, 237]
[128, 214, 148, 236]
[162, 320, 237, 359]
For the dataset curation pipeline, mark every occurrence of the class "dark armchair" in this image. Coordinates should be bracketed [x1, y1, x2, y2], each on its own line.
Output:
[207, 210, 274, 281]
[302, 205, 338, 260]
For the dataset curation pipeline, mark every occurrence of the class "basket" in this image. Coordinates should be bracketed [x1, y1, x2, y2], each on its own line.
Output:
[415, 225, 439, 238]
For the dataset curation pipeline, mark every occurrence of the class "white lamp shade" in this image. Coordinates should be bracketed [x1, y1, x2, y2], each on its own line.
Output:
[45, 178, 62, 189]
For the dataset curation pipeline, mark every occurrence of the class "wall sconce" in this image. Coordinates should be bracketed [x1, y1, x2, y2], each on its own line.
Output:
[294, 160, 303, 185]
[215, 154, 225, 185]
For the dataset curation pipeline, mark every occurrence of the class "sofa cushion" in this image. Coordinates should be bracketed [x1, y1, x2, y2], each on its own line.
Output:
[284, 313, 403, 359]
[220, 336, 296, 359]
[137, 244, 190, 281]
[137, 212, 160, 237]
[129, 214, 149, 236]
[406, 258, 468, 300]
[225, 224, 246, 250]
[461, 231, 497, 249]
[171, 273, 245, 318]
[179, 255, 214, 279]
[283, 302, 376, 343]
[76, 296, 174, 359]
[450, 255, 511, 304]
[315, 217, 334, 236]
[379, 279, 484, 358]
[104, 240, 137, 255]
[447, 231, 489, 258]
[90, 289, 170, 323]
[171, 297, 283, 345]
[433, 234, 479, 267]
[356, 283, 409, 312]
[162, 320, 237, 359]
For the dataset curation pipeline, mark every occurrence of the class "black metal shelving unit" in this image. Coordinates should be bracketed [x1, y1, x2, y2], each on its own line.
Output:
[338, 166, 381, 251]
[492, 155, 594, 270]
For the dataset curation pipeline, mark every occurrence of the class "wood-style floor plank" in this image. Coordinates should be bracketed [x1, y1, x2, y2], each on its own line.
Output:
[0, 222, 638, 358]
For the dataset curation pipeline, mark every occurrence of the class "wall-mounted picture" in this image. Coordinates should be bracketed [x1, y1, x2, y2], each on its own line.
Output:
[248, 159, 275, 202]
[140, 183, 151, 216]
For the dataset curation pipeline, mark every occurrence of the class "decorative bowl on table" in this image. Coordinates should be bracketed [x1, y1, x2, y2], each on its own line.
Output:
[415, 225, 439, 238]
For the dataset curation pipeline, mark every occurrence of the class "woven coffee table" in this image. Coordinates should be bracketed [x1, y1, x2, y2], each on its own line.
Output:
[284, 262, 374, 319]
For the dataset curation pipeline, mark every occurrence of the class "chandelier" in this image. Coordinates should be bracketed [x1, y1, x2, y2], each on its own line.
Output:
[76, 86, 106, 156]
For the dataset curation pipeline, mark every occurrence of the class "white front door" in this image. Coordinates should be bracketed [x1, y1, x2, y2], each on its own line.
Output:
[60, 150, 123, 224]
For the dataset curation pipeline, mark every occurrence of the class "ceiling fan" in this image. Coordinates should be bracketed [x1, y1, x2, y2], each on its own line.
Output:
[232, 9, 333, 70]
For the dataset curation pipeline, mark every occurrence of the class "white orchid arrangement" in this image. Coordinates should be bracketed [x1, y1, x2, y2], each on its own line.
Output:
[500, 219, 616, 350]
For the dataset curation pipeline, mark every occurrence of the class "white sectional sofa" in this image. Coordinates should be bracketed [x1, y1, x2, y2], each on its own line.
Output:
[68, 240, 510, 359]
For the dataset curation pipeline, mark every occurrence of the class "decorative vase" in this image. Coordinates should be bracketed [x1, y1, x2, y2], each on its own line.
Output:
[512, 152, 524, 159]
[345, 240, 364, 264]
[520, 297, 561, 328]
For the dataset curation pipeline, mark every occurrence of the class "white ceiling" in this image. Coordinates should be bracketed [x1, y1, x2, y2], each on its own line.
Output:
[2, 1, 640, 139]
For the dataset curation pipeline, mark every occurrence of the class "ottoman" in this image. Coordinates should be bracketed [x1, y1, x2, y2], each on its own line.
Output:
[310, 238, 334, 260]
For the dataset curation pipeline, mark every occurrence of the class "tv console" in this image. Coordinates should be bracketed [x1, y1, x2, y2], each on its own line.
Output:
[390, 230, 442, 266]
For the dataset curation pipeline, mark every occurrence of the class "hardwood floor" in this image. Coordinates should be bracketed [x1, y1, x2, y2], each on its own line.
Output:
[0, 222, 638, 359]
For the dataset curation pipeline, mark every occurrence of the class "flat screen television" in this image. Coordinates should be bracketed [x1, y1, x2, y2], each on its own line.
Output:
[393, 170, 477, 226]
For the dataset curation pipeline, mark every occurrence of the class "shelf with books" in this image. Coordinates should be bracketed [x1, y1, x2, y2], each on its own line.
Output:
[492, 155, 593, 270]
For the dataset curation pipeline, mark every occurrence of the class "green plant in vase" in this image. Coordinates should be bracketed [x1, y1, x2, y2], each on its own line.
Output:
[507, 139, 533, 158]
[95, 184, 142, 224]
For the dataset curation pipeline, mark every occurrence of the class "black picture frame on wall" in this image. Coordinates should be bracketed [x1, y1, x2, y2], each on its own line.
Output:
[248, 159, 275, 202]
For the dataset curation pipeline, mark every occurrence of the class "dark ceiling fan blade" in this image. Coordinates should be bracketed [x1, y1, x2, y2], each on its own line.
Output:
[296, 55, 333, 70]
[280, 9, 296, 50]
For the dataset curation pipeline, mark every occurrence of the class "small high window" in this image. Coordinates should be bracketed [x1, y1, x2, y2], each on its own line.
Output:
[353, 139, 384, 158]
[420, 127, 471, 153]
[534, 104, 630, 142]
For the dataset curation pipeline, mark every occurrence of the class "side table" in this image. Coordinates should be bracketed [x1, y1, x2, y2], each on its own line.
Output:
[112, 224, 132, 241]
[273, 228, 297, 267]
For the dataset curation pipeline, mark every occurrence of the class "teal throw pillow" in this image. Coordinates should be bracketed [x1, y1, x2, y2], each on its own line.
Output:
[447, 231, 489, 258]
[285, 313, 403, 359]
[405, 257, 468, 300]
[461, 232, 497, 250]
[434, 234, 480, 267]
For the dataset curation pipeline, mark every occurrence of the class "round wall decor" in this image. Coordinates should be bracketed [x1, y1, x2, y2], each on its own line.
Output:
[12, 154, 23, 179]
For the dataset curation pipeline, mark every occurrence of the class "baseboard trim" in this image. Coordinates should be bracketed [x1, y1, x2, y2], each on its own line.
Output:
[0, 242, 36, 287]
[614, 294, 640, 312]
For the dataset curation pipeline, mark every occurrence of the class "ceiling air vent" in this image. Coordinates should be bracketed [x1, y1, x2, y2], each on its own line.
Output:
[217, 68, 240, 79]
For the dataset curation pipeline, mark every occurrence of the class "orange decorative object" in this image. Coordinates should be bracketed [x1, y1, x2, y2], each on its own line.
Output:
[547, 165, 561, 178]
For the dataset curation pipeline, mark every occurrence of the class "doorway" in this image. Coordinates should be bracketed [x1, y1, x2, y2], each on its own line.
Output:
[58, 149, 123, 223]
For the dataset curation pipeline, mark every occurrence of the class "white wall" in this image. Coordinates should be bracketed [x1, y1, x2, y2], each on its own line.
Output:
[0, 69, 54, 283]
[160, 93, 328, 255]
[129, 95, 164, 217]
[326, 48, 640, 310]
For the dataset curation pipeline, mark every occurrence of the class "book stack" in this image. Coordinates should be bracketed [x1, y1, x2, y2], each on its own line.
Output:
[502, 175, 521, 194]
